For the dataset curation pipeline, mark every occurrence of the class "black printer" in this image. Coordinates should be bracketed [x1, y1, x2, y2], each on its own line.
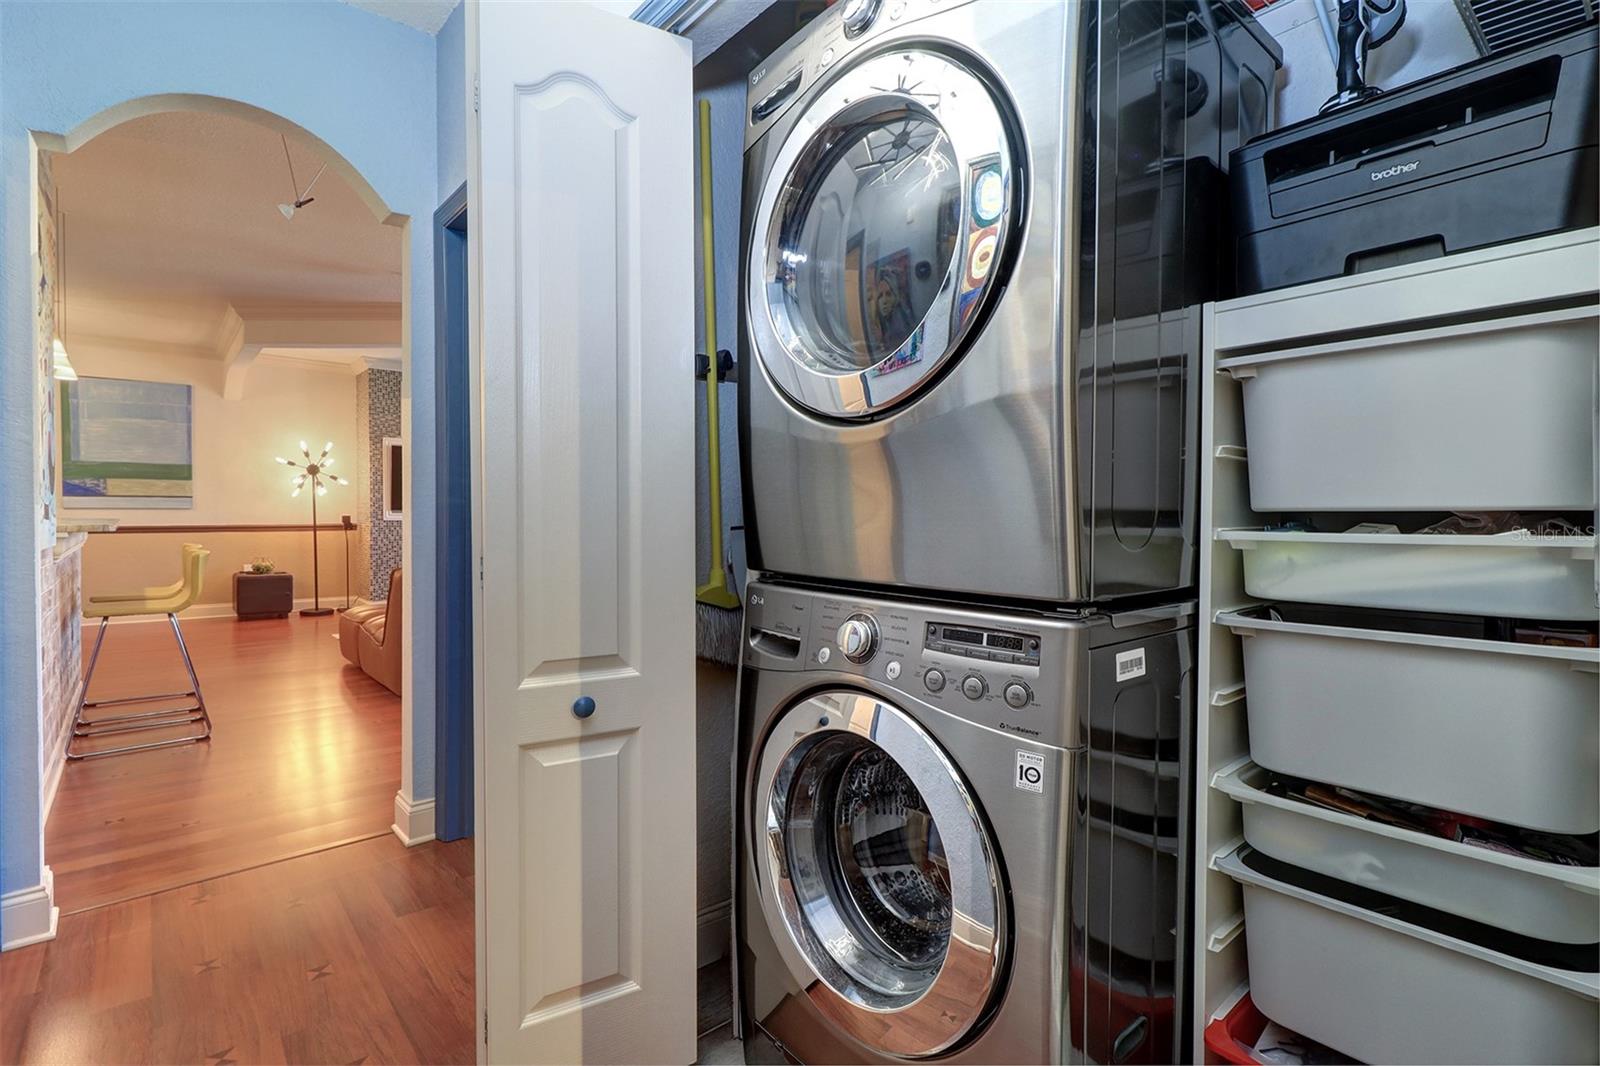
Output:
[1229, 25, 1598, 297]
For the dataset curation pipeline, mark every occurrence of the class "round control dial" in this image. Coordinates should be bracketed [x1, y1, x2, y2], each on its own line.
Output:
[960, 674, 987, 701]
[839, 0, 882, 37]
[923, 668, 946, 693]
[1003, 681, 1031, 709]
[835, 613, 880, 663]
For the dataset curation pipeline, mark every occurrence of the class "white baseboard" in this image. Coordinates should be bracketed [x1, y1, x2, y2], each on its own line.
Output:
[697, 899, 732, 968]
[1, 866, 59, 951]
[392, 792, 436, 847]
[85, 597, 351, 626]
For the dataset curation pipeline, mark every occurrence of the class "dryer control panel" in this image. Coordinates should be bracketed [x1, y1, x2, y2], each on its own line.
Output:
[741, 580, 1171, 751]
[743, 0, 985, 148]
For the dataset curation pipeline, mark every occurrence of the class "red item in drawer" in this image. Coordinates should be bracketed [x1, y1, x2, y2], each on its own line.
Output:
[1203, 993, 1270, 1064]
[1067, 950, 1175, 1064]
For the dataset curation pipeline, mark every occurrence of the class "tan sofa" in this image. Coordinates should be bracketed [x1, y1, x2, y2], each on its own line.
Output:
[340, 568, 401, 696]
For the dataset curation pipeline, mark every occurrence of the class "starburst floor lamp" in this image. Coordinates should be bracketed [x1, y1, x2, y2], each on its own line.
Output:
[276, 441, 349, 617]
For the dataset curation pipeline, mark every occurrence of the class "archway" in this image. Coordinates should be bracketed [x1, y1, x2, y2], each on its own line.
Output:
[28, 94, 423, 910]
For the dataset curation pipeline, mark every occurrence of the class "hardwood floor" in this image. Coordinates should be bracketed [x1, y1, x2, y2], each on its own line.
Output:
[0, 835, 475, 1065]
[50, 613, 400, 914]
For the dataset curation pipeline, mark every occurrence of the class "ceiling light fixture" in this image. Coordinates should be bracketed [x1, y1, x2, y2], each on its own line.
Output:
[277, 133, 328, 221]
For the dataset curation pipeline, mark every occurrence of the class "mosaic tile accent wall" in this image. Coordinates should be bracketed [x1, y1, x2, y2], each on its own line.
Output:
[358, 368, 402, 599]
[354, 375, 372, 597]
[39, 543, 83, 764]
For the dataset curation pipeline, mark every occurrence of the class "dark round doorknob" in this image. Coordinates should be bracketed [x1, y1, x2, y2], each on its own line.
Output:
[572, 696, 596, 719]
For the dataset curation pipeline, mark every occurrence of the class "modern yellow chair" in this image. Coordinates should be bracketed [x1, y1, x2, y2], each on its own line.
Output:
[87, 542, 203, 603]
[71, 546, 214, 759]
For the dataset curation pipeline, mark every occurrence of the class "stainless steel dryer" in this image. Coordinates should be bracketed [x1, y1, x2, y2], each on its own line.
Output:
[738, 0, 1280, 603]
[735, 580, 1195, 1064]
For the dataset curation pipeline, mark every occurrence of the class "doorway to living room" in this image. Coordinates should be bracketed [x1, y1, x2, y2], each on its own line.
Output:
[38, 106, 411, 914]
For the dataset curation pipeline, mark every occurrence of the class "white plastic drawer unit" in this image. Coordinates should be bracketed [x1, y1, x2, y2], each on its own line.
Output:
[1217, 609, 1600, 834]
[1218, 529, 1598, 620]
[1218, 304, 1598, 512]
[1214, 761, 1599, 945]
[1215, 847, 1599, 1066]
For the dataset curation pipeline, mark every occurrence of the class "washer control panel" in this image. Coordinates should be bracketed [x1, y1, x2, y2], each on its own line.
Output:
[745, 581, 1192, 753]
[743, 582, 1075, 745]
[836, 613, 880, 663]
[924, 622, 1041, 667]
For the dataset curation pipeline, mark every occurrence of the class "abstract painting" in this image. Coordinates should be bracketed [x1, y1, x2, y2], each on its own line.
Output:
[60, 377, 193, 508]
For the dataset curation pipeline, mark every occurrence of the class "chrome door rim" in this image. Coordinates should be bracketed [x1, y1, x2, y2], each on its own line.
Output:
[754, 690, 1007, 1058]
[747, 48, 1019, 420]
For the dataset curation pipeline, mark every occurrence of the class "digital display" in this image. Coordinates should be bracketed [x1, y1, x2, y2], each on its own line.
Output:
[925, 623, 1040, 666]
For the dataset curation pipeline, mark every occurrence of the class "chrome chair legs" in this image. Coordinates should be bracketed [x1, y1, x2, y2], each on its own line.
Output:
[67, 615, 214, 760]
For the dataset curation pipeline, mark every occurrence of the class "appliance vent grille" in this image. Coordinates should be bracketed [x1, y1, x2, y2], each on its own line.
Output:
[1455, 0, 1596, 54]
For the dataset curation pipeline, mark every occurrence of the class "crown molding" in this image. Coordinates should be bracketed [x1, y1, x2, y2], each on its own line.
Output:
[65, 332, 220, 362]
[356, 354, 404, 374]
[228, 301, 402, 322]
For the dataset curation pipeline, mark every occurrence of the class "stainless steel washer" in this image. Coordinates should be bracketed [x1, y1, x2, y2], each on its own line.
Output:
[738, 0, 1281, 603]
[735, 580, 1196, 1064]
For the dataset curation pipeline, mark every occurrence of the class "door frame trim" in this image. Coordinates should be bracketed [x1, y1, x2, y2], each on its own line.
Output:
[432, 181, 473, 843]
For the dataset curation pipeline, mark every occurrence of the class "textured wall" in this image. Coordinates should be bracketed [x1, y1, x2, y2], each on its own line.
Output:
[34, 147, 80, 815]
[38, 543, 81, 773]
[35, 152, 57, 540]
[359, 367, 403, 599]
[0, 0, 438, 903]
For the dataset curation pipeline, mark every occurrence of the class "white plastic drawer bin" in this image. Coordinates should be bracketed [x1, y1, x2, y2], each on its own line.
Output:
[1214, 761, 1600, 944]
[1218, 610, 1600, 833]
[1219, 529, 1598, 620]
[1219, 305, 1598, 512]
[1216, 846, 1599, 1065]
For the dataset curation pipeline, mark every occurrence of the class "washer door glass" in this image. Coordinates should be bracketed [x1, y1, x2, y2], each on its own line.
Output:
[750, 50, 1019, 419]
[755, 691, 1007, 1058]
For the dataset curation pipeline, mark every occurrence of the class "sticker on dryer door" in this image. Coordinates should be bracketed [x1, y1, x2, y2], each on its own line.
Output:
[1015, 750, 1045, 793]
[1116, 647, 1147, 682]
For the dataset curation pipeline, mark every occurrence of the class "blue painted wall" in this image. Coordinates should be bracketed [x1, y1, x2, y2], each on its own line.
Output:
[437, 2, 467, 201]
[0, 0, 439, 904]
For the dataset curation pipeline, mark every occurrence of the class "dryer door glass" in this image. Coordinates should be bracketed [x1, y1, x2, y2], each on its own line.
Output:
[774, 114, 960, 373]
[749, 50, 1018, 419]
[755, 691, 1007, 1058]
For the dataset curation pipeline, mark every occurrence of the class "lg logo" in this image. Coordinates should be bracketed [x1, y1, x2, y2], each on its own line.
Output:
[1370, 160, 1421, 182]
[1015, 750, 1044, 794]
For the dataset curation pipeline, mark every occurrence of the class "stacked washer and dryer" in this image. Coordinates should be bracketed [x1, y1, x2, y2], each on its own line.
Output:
[732, 2, 1280, 1063]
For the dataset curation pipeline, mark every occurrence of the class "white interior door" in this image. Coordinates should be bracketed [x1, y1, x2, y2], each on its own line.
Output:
[468, 3, 695, 1062]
